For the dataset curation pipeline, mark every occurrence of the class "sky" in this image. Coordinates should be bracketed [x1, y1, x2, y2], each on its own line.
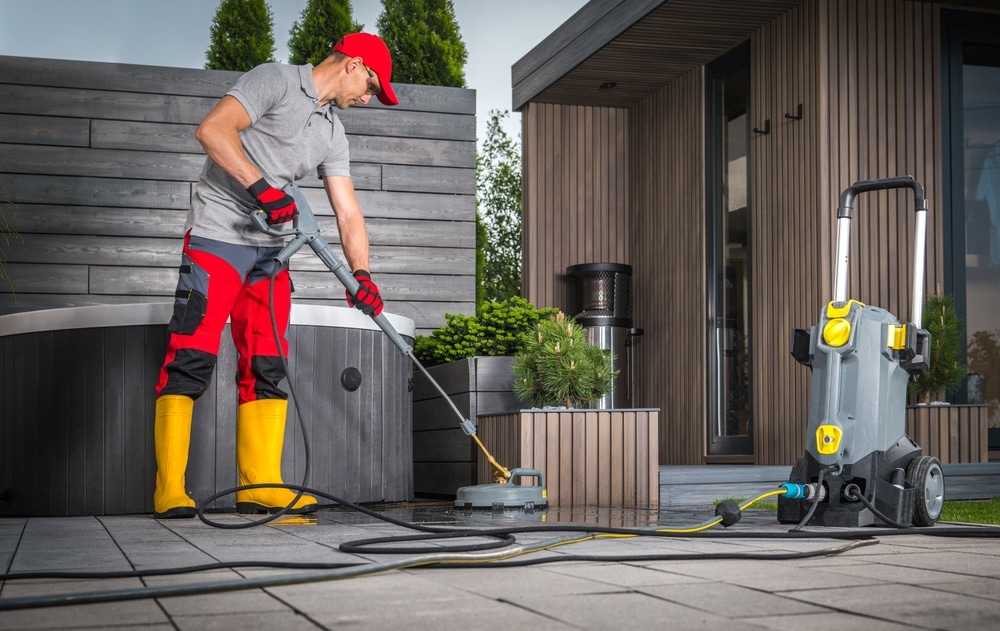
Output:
[0, 0, 589, 143]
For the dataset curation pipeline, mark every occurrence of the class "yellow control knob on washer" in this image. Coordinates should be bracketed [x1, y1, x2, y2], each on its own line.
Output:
[816, 424, 843, 455]
[823, 318, 851, 347]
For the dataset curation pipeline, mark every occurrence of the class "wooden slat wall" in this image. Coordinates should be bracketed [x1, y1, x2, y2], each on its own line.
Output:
[817, 0, 943, 317]
[629, 69, 706, 466]
[0, 56, 477, 335]
[752, 0, 944, 465]
[906, 405, 989, 464]
[520, 0, 954, 466]
[749, 1, 823, 465]
[521, 103, 630, 308]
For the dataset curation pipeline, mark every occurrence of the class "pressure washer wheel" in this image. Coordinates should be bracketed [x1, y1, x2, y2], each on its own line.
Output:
[907, 455, 945, 526]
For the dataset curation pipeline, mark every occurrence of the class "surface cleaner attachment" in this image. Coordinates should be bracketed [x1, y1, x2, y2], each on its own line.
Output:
[778, 176, 944, 528]
[455, 467, 547, 511]
[451, 419, 548, 510]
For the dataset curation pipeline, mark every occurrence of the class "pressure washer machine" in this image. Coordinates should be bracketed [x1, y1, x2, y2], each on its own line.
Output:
[777, 176, 945, 528]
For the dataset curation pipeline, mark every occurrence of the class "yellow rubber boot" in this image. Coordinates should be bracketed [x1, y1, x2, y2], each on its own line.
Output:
[236, 399, 317, 514]
[153, 395, 197, 519]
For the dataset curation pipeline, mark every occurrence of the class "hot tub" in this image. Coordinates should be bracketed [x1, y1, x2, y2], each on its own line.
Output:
[0, 303, 414, 516]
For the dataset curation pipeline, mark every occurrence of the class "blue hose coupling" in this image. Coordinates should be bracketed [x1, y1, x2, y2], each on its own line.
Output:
[781, 482, 826, 501]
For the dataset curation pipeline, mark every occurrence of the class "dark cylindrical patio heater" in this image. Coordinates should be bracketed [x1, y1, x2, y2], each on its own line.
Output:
[565, 263, 637, 409]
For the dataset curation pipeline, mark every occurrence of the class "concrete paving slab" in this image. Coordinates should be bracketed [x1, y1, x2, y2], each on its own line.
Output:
[154, 588, 291, 617]
[749, 611, 919, 631]
[871, 549, 1000, 578]
[781, 583, 1000, 631]
[932, 577, 1000, 601]
[0, 598, 167, 630]
[539, 560, 711, 587]
[638, 581, 826, 617]
[641, 557, 888, 591]
[171, 609, 324, 630]
[512, 590, 775, 631]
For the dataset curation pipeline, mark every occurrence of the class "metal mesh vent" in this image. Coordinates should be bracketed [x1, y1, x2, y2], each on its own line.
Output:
[565, 263, 633, 327]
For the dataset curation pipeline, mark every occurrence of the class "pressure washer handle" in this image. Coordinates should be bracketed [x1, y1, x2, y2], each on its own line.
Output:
[838, 176, 926, 217]
[250, 184, 413, 355]
[508, 468, 545, 489]
[832, 175, 928, 327]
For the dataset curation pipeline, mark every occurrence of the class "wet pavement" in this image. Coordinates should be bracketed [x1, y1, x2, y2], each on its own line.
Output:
[2, 500, 999, 630]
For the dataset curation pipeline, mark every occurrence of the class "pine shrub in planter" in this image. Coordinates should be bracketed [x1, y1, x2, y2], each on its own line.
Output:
[910, 293, 967, 405]
[413, 296, 558, 366]
[512, 311, 617, 409]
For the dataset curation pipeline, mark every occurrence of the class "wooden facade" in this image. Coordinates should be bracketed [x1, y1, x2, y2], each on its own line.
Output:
[518, 0, 1000, 465]
[0, 56, 477, 335]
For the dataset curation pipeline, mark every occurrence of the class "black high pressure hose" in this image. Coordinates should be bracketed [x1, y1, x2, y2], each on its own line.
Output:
[194, 265, 313, 529]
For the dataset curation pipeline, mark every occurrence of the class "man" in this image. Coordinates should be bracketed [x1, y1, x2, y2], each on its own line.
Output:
[152, 33, 398, 518]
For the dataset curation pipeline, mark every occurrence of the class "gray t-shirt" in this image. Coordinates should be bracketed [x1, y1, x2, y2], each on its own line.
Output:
[186, 63, 351, 246]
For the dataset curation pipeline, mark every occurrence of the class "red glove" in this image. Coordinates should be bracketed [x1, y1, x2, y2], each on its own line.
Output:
[346, 270, 383, 316]
[247, 178, 298, 226]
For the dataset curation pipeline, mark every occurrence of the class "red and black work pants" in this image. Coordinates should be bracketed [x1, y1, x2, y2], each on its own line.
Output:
[156, 233, 292, 404]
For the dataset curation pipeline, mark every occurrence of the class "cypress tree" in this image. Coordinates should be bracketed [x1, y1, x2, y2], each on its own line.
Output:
[376, 0, 467, 87]
[288, 0, 363, 66]
[205, 0, 277, 71]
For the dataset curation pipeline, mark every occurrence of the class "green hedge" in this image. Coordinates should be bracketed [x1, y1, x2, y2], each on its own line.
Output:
[413, 296, 558, 365]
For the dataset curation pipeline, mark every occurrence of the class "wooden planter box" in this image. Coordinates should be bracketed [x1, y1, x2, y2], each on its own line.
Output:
[905, 404, 990, 464]
[476, 409, 660, 508]
[411, 357, 524, 498]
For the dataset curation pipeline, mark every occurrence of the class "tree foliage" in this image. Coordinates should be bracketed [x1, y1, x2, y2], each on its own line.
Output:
[205, 0, 276, 71]
[477, 110, 522, 303]
[413, 297, 558, 366]
[475, 212, 487, 308]
[288, 0, 363, 66]
[375, 0, 467, 87]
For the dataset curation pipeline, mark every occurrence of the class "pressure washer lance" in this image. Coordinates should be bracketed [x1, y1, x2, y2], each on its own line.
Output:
[250, 184, 545, 505]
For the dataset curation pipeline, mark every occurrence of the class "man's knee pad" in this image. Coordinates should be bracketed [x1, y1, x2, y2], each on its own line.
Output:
[242, 355, 288, 401]
[158, 348, 218, 400]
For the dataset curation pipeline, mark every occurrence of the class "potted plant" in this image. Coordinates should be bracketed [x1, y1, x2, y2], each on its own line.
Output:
[511, 310, 616, 408]
[910, 293, 967, 405]
[478, 311, 658, 509]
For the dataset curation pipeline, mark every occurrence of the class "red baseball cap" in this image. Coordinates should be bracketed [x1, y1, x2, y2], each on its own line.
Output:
[333, 32, 398, 106]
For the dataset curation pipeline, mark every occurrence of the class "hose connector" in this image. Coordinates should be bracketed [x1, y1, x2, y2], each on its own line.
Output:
[781, 482, 827, 501]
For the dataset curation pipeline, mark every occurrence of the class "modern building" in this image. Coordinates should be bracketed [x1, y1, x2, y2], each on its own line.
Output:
[513, 0, 1000, 465]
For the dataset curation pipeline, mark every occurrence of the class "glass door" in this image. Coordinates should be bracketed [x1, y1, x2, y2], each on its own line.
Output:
[944, 13, 1000, 434]
[706, 43, 752, 457]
